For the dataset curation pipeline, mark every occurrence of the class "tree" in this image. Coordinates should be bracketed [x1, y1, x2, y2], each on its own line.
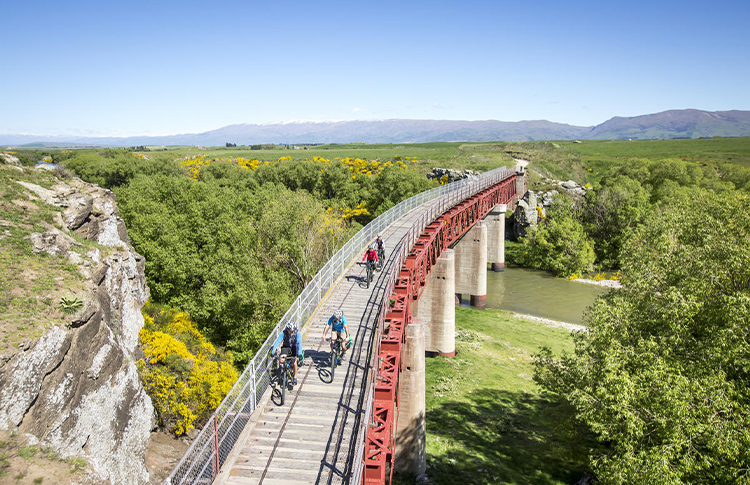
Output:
[114, 174, 293, 365]
[251, 183, 354, 291]
[534, 190, 750, 484]
[369, 164, 438, 216]
[516, 195, 595, 277]
[582, 175, 650, 268]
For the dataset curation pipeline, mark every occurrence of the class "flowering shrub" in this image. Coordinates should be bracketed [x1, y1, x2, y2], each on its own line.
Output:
[138, 304, 239, 436]
[177, 154, 423, 220]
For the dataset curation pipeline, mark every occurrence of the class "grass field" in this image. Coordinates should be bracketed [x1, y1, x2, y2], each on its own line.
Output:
[393, 308, 592, 485]
[555, 137, 750, 178]
[144, 141, 518, 173]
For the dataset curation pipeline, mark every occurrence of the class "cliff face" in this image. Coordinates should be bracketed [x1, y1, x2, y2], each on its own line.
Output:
[0, 162, 153, 484]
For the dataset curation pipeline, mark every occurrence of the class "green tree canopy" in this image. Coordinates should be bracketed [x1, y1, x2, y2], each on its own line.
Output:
[582, 174, 651, 268]
[516, 195, 595, 277]
[534, 190, 750, 484]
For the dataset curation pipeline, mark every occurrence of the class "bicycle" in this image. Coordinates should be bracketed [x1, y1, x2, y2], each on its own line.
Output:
[376, 248, 385, 271]
[365, 260, 376, 288]
[328, 336, 345, 380]
[271, 349, 298, 406]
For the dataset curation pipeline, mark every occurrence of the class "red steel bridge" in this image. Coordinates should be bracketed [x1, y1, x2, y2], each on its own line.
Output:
[166, 166, 521, 485]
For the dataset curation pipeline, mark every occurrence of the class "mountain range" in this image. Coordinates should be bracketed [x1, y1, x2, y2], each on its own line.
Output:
[3, 109, 749, 147]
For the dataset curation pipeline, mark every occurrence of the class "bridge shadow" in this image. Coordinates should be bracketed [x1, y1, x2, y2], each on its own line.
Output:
[315, 240, 405, 484]
[344, 261, 379, 288]
[304, 348, 334, 384]
[391, 389, 593, 485]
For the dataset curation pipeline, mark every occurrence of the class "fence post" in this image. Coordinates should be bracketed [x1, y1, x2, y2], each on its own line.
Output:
[213, 414, 220, 480]
[251, 361, 257, 408]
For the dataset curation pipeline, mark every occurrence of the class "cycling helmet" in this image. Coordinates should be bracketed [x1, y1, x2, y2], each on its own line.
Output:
[377, 234, 382, 239]
[369, 243, 375, 249]
[285, 321, 297, 333]
[333, 309, 344, 320]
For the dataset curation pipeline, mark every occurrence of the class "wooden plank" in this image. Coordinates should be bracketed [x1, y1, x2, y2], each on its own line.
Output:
[219, 204, 430, 485]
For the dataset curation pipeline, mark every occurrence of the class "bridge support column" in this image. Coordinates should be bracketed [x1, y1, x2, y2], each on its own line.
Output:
[487, 204, 507, 272]
[394, 320, 426, 476]
[454, 221, 488, 307]
[416, 249, 455, 357]
[516, 165, 527, 199]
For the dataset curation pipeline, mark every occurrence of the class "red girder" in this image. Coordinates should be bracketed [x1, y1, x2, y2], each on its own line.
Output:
[363, 174, 517, 485]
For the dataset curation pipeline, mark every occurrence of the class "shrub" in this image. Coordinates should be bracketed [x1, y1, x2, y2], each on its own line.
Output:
[137, 303, 239, 436]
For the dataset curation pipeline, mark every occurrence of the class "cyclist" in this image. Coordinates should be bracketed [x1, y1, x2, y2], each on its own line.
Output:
[375, 235, 385, 262]
[322, 309, 351, 362]
[272, 321, 304, 385]
[362, 243, 379, 271]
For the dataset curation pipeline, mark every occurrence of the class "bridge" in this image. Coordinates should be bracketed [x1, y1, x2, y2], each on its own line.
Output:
[166, 165, 524, 485]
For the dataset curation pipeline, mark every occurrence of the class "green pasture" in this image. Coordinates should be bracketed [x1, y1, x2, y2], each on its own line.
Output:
[394, 308, 591, 485]
[556, 137, 750, 175]
[143, 142, 517, 173]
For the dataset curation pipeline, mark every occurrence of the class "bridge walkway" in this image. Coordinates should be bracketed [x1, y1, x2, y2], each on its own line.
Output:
[218, 206, 424, 485]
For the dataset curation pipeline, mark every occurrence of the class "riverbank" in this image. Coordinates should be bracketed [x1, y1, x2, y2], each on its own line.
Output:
[572, 277, 622, 289]
[512, 313, 587, 332]
[393, 308, 590, 485]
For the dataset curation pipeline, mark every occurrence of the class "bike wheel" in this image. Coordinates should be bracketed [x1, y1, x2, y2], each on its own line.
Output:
[281, 365, 287, 405]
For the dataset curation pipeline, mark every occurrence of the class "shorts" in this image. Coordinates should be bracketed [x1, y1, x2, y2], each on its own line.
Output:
[281, 345, 299, 358]
[333, 331, 351, 348]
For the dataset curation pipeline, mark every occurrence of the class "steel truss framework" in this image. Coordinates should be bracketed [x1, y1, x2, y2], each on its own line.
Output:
[363, 175, 518, 484]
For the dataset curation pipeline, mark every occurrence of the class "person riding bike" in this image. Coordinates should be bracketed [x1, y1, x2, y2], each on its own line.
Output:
[363, 243, 379, 268]
[272, 321, 304, 385]
[362, 243, 379, 282]
[375, 235, 385, 262]
[322, 309, 351, 362]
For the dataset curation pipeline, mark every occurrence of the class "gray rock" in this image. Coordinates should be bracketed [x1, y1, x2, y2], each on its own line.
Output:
[427, 167, 478, 183]
[0, 175, 153, 484]
[513, 191, 539, 238]
[30, 230, 74, 256]
[541, 190, 559, 206]
[63, 194, 93, 230]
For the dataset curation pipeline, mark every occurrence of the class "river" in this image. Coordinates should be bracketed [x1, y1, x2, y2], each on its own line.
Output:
[465, 267, 611, 325]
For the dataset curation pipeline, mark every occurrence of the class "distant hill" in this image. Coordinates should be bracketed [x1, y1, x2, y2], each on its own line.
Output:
[2, 109, 749, 147]
[582, 109, 750, 140]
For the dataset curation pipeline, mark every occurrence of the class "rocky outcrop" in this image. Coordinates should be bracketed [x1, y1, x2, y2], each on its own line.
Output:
[513, 191, 539, 238]
[0, 173, 153, 484]
[426, 167, 478, 183]
[512, 177, 589, 238]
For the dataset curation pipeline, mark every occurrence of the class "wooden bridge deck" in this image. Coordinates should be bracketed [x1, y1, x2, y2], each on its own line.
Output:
[218, 206, 425, 485]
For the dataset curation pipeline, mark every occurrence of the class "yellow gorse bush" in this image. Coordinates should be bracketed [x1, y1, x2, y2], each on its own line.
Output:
[180, 156, 211, 181]
[179, 153, 416, 180]
[138, 304, 239, 436]
[141, 330, 193, 364]
[176, 153, 420, 220]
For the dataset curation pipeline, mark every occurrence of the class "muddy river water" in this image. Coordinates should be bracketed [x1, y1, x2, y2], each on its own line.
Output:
[465, 267, 612, 325]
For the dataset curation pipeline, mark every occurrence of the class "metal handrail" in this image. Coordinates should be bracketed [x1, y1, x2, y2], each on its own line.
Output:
[349, 167, 515, 485]
[166, 166, 516, 485]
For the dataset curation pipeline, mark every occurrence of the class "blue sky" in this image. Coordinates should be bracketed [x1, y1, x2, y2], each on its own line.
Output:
[2, 0, 749, 136]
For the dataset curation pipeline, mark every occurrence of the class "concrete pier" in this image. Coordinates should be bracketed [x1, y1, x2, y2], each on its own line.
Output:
[454, 221, 488, 307]
[394, 320, 426, 475]
[487, 204, 507, 272]
[516, 166, 527, 200]
[416, 249, 456, 357]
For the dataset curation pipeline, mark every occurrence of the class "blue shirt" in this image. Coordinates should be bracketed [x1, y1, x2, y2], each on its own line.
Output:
[327, 315, 347, 333]
[272, 329, 303, 357]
